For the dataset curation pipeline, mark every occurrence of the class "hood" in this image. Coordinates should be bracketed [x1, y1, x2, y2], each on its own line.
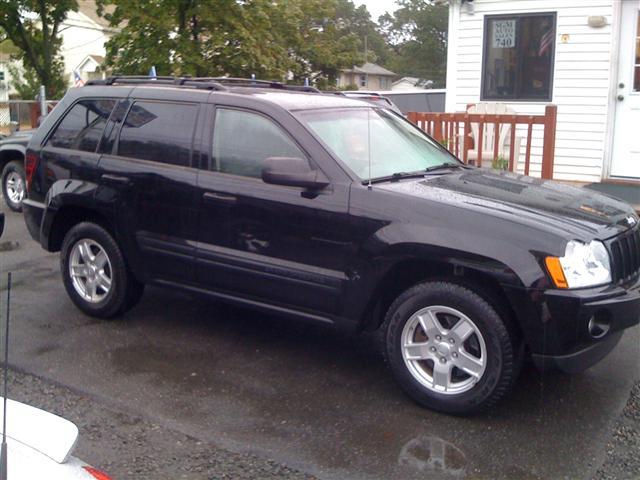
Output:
[376, 169, 638, 241]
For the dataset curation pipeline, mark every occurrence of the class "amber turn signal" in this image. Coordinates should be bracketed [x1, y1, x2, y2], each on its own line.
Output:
[545, 257, 569, 289]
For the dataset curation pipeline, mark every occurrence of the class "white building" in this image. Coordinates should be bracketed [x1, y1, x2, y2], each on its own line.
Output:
[0, 0, 115, 97]
[59, 1, 116, 86]
[445, 0, 640, 184]
[392, 77, 435, 91]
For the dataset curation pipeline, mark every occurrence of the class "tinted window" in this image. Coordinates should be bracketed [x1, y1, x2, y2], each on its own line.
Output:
[213, 109, 305, 178]
[482, 13, 556, 101]
[118, 101, 198, 166]
[99, 100, 130, 154]
[48, 99, 116, 151]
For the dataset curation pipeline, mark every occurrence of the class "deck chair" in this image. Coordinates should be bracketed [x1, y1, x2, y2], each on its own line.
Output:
[466, 103, 521, 171]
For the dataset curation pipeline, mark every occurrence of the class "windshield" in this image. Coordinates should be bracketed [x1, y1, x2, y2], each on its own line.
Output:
[298, 108, 458, 180]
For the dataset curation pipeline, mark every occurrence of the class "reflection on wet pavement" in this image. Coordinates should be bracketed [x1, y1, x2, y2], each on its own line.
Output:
[398, 435, 466, 479]
[6, 267, 640, 480]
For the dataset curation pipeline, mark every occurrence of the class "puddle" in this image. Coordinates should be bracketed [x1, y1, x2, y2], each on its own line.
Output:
[398, 435, 466, 479]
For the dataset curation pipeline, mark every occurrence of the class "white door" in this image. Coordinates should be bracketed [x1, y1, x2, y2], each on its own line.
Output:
[611, 0, 640, 179]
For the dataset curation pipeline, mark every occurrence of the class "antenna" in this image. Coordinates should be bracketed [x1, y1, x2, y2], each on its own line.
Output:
[367, 108, 372, 190]
[0, 272, 10, 480]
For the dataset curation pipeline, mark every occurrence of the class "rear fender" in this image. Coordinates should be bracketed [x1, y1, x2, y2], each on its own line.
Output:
[40, 179, 108, 250]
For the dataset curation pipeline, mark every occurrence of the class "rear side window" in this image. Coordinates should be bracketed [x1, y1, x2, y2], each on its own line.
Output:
[48, 99, 116, 152]
[117, 101, 198, 167]
[212, 108, 305, 178]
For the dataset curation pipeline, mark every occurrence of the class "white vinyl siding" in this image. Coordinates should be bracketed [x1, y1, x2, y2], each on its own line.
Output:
[446, 0, 615, 182]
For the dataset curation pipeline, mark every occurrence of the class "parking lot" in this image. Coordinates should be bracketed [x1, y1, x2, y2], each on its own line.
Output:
[1, 206, 639, 480]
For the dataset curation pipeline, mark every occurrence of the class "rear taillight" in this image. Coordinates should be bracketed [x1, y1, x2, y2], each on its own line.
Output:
[25, 151, 39, 190]
[83, 466, 113, 480]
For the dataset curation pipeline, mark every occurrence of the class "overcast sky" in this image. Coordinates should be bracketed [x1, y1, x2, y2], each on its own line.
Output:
[354, 0, 399, 22]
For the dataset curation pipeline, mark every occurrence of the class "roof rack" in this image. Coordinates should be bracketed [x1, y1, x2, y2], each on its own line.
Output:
[85, 75, 321, 93]
[85, 76, 227, 91]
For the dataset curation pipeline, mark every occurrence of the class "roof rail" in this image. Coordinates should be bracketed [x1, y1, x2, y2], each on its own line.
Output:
[85, 75, 321, 93]
[206, 77, 320, 93]
[85, 76, 227, 91]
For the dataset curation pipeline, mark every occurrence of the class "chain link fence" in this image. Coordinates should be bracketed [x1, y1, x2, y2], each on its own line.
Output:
[0, 101, 59, 136]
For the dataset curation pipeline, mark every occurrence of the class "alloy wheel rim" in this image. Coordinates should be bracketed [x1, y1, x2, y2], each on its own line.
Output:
[69, 239, 113, 303]
[401, 305, 487, 395]
[5, 172, 24, 204]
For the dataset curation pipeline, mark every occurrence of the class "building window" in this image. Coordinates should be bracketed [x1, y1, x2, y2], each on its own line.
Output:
[360, 74, 367, 87]
[482, 13, 556, 101]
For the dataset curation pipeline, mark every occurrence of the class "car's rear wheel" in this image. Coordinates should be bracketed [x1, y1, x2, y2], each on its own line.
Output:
[2, 160, 25, 212]
[384, 281, 520, 415]
[60, 222, 144, 318]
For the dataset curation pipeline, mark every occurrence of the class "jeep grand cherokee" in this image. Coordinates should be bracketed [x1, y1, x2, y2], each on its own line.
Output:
[22, 76, 640, 414]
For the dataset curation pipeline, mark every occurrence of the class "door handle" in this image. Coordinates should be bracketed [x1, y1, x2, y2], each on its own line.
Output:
[101, 174, 131, 186]
[203, 191, 237, 205]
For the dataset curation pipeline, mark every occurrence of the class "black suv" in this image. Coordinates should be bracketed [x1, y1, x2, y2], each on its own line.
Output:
[0, 129, 33, 211]
[23, 76, 640, 414]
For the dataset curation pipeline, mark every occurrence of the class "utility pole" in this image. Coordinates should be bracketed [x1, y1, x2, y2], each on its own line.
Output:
[364, 35, 368, 62]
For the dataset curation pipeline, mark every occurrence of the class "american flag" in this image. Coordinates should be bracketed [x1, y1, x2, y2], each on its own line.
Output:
[73, 70, 85, 87]
[538, 28, 554, 56]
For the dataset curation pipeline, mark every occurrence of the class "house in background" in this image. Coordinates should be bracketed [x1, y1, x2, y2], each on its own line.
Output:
[74, 55, 106, 83]
[445, 0, 640, 187]
[337, 63, 396, 90]
[1, 0, 115, 96]
[59, 1, 115, 86]
[392, 77, 435, 91]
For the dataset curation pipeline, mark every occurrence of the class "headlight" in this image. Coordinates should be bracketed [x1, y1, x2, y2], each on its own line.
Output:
[545, 240, 611, 289]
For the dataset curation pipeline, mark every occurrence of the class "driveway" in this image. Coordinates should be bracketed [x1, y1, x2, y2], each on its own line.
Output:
[1, 208, 639, 480]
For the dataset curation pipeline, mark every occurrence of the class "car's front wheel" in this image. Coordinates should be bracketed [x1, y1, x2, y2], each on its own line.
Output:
[384, 281, 520, 415]
[2, 160, 26, 212]
[60, 222, 144, 318]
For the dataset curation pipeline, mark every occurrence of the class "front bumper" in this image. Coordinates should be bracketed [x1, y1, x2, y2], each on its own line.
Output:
[505, 276, 640, 373]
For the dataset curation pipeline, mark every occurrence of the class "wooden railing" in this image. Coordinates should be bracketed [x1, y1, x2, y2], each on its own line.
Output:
[408, 105, 558, 179]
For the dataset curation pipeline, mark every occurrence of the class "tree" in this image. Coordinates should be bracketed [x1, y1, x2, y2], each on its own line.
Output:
[379, 0, 448, 86]
[97, 0, 369, 87]
[0, 1, 77, 98]
[98, 0, 301, 79]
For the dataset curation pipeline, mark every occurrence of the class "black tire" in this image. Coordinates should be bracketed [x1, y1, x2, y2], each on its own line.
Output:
[1, 160, 25, 212]
[383, 281, 521, 415]
[60, 222, 144, 318]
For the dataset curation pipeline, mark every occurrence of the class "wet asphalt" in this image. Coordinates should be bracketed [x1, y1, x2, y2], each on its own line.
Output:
[0, 207, 639, 480]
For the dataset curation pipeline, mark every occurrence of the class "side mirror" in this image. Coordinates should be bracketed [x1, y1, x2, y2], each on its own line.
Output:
[262, 157, 329, 190]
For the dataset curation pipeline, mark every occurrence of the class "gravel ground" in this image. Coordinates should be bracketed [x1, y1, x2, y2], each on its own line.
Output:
[593, 381, 640, 480]
[4, 368, 318, 480]
[2, 366, 638, 480]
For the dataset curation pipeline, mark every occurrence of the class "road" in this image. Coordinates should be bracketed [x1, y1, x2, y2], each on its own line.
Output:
[1, 207, 639, 480]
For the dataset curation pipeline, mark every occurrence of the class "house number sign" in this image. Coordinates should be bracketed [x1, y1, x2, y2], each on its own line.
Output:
[493, 20, 516, 48]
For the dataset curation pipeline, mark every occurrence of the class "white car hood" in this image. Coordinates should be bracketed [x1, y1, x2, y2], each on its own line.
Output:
[0, 397, 78, 463]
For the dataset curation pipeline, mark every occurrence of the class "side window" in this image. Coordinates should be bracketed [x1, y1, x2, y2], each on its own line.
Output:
[48, 99, 116, 152]
[213, 108, 306, 178]
[117, 101, 198, 167]
[98, 100, 130, 154]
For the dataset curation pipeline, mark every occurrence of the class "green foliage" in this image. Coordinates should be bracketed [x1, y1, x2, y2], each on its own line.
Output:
[379, 0, 448, 86]
[97, 0, 370, 85]
[7, 63, 41, 99]
[492, 155, 509, 171]
[0, 0, 75, 98]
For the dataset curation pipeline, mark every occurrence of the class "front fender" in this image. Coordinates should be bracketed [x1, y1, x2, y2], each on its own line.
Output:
[367, 223, 548, 289]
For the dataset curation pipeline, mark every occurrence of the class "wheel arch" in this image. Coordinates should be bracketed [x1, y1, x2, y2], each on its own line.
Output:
[358, 251, 524, 344]
[0, 147, 25, 171]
